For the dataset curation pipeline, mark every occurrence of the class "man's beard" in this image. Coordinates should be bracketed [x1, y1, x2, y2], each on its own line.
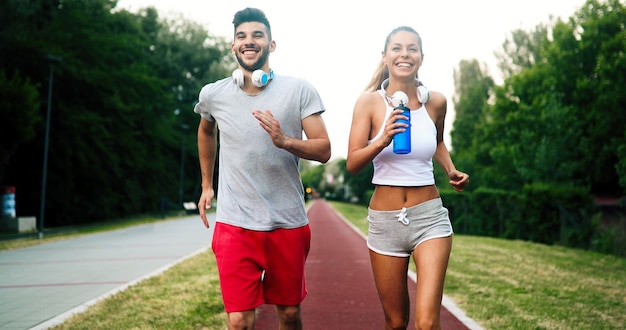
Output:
[235, 45, 270, 72]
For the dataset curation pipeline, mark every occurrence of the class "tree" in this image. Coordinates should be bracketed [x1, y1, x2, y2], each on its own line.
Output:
[300, 162, 326, 198]
[570, 0, 626, 194]
[0, 70, 41, 181]
[345, 162, 374, 205]
[457, 0, 626, 194]
[451, 59, 494, 153]
[0, 0, 234, 226]
[449, 59, 494, 189]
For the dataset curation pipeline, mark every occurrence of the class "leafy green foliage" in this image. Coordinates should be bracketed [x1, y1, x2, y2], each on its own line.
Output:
[444, 0, 625, 255]
[452, 0, 625, 196]
[345, 162, 374, 205]
[300, 161, 325, 196]
[0, 70, 41, 180]
[0, 0, 233, 226]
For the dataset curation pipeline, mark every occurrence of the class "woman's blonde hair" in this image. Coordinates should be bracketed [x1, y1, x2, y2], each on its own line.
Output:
[364, 26, 423, 93]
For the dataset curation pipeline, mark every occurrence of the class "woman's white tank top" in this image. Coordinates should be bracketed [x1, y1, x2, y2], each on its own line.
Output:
[369, 90, 437, 186]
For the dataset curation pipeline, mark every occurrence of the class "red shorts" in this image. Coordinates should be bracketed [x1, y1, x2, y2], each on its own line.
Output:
[211, 222, 311, 312]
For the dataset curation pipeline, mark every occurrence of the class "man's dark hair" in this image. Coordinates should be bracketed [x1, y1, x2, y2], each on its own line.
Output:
[232, 7, 272, 40]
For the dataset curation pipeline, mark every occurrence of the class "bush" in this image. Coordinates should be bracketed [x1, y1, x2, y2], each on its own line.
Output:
[442, 183, 602, 253]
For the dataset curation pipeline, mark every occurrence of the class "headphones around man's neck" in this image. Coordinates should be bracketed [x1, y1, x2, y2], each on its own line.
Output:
[232, 68, 274, 88]
[380, 78, 430, 105]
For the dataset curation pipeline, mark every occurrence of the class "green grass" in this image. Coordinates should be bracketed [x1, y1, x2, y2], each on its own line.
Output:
[51, 251, 226, 329]
[3, 202, 625, 329]
[447, 235, 625, 329]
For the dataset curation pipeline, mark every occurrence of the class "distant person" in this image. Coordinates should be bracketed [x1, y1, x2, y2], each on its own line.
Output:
[346, 26, 469, 329]
[193, 7, 331, 330]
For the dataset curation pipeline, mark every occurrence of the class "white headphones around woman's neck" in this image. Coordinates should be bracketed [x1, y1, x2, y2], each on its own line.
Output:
[380, 78, 430, 105]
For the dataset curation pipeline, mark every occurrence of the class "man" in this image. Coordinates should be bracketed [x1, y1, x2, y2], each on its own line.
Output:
[194, 7, 331, 330]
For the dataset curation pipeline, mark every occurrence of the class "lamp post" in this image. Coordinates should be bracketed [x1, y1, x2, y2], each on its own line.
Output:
[174, 108, 190, 212]
[39, 54, 61, 240]
[178, 123, 190, 211]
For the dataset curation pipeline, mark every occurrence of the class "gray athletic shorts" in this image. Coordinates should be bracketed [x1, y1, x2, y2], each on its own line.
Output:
[367, 198, 453, 257]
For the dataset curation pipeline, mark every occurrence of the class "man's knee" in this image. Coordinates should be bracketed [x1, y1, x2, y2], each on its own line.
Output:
[227, 310, 255, 330]
[276, 305, 302, 326]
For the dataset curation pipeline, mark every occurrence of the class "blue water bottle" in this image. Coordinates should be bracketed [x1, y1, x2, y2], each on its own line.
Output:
[391, 91, 411, 154]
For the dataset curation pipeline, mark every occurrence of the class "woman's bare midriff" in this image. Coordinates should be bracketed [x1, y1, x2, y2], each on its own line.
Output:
[369, 185, 440, 211]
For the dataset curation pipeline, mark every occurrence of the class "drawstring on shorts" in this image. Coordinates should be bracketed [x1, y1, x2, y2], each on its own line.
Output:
[396, 207, 409, 225]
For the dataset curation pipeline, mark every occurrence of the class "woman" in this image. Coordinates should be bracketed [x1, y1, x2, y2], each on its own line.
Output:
[346, 26, 469, 330]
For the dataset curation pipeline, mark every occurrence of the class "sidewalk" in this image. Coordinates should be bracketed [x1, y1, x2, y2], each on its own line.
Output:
[0, 215, 215, 330]
[255, 200, 481, 329]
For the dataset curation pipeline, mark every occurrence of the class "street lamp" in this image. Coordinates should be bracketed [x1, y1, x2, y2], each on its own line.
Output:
[39, 54, 61, 240]
[178, 123, 190, 211]
[174, 108, 190, 212]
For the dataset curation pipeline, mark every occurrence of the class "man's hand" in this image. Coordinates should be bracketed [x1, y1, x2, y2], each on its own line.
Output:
[252, 109, 287, 148]
[198, 188, 214, 228]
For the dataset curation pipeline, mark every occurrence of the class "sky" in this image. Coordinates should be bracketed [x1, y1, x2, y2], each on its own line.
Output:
[118, 0, 587, 161]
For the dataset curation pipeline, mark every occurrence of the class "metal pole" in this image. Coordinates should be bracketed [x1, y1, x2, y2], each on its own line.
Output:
[178, 124, 189, 210]
[39, 55, 61, 239]
[178, 132, 185, 210]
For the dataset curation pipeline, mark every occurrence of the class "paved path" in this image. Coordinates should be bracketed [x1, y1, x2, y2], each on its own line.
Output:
[256, 200, 481, 329]
[0, 201, 481, 329]
[0, 215, 215, 330]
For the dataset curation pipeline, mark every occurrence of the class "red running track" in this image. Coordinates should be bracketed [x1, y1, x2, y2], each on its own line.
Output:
[254, 199, 474, 329]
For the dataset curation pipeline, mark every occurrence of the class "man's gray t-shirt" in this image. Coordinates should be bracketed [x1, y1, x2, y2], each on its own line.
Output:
[194, 74, 325, 231]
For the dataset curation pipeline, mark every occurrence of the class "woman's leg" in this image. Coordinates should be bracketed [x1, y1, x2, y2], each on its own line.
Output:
[370, 250, 411, 330]
[412, 236, 452, 330]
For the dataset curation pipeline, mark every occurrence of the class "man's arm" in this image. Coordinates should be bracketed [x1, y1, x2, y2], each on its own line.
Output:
[252, 110, 331, 163]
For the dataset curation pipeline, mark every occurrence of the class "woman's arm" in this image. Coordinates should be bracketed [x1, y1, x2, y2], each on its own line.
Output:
[346, 92, 405, 174]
